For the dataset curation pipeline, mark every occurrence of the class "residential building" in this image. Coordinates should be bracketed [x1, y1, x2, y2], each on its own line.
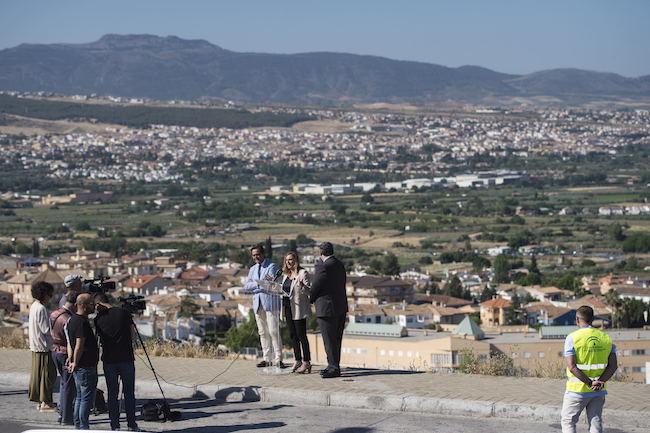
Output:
[480, 298, 512, 326]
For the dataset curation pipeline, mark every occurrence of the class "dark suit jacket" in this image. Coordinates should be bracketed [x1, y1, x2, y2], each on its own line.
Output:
[309, 256, 348, 317]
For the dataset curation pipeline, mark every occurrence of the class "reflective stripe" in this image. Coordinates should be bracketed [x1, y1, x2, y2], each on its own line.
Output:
[576, 363, 607, 370]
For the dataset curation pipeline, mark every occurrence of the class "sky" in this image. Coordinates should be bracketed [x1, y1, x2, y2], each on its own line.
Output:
[1, 0, 649, 77]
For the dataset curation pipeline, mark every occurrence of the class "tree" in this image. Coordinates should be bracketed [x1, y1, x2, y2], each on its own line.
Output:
[224, 311, 261, 351]
[604, 289, 622, 328]
[493, 254, 510, 284]
[618, 299, 649, 328]
[443, 275, 464, 298]
[31, 238, 39, 257]
[519, 254, 542, 285]
[505, 293, 524, 325]
[361, 192, 374, 203]
[381, 253, 401, 276]
[229, 248, 251, 266]
[479, 286, 497, 302]
[179, 297, 199, 318]
[264, 237, 273, 260]
[287, 239, 297, 253]
[608, 223, 626, 242]
[553, 272, 582, 293]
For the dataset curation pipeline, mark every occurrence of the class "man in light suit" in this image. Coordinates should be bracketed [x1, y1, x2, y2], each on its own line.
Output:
[310, 242, 348, 378]
[243, 244, 285, 368]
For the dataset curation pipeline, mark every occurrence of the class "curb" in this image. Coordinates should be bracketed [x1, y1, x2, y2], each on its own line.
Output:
[1, 372, 648, 429]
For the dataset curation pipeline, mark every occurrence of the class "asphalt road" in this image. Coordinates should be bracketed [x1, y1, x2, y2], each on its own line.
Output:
[0, 386, 642, 433]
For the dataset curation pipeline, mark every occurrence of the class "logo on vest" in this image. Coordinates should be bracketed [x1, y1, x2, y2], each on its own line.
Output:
[584, 335, 606, 352]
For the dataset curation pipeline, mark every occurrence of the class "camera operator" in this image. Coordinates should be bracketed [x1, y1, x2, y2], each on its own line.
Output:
[94, 293, 140, 432]
[60, 274, 82, 308]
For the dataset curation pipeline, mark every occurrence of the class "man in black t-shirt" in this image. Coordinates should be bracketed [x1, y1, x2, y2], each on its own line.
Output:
[65, 293, 98, 430]
[94, 293, 139, 432]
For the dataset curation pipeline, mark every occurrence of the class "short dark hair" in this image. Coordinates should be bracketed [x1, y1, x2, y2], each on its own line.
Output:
[319, 241, 334, 257]
[94, 292, 110, 304]
[31, 281, 54, 302]
[250, 244, 265, 255]
[66, 292, 79, 305]
[576, 305, 594, 324]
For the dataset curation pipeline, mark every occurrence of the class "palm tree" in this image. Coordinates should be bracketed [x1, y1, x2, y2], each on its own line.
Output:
[604, 289, 621, 328]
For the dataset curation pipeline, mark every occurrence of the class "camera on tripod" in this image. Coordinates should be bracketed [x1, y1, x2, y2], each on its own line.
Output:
[118, 294, 147, 315]
[82, 276, 116, 294]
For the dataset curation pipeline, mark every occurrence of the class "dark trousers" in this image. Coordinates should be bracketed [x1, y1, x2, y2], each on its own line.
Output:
[104, 361, 137, 430]
[283, 300, 310, 362]
[317, 314, 346, 370]
[52, 351, 75, 424]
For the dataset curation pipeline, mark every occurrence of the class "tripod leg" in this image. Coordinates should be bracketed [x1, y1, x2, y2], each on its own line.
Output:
[132, 318, 171, 420]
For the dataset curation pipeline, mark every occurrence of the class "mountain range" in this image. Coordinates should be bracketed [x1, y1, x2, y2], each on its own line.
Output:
[0, 34, 648, 105]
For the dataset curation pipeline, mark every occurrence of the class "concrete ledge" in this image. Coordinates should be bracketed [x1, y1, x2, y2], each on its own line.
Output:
[492, 402, 559, 423]
[262, 386, 330, 407]
[403, 395, 494, 417]
[329, 392, 405, 412]
[2, 371, 649, 430]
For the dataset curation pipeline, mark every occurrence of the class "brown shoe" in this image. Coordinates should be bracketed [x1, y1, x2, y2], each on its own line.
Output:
[296, 361, 311, 374]
[291, 361, 303, 372]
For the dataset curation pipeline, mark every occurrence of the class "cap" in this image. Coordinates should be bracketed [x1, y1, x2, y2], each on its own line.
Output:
[64, 274, 82, 288]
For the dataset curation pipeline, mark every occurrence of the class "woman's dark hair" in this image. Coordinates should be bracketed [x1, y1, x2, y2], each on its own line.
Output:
[31, 281, 54, 302]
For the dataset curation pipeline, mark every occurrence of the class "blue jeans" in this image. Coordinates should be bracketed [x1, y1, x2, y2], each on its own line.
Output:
[52, 351, 75, 424]
[73, 367, 97, 430]
[104, 361, 137, 430]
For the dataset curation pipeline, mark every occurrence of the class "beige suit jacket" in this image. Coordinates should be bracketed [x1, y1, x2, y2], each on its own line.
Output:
[281, 268, 312, 320]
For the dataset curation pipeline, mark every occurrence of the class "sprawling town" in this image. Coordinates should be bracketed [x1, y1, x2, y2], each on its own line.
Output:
[1, 92, 649, 385]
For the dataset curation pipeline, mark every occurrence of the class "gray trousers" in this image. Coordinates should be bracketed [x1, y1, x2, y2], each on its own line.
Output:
[561, 394, 605, 433]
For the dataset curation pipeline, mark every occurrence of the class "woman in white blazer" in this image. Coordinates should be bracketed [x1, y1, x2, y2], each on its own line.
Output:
[281, 251, 312, 373]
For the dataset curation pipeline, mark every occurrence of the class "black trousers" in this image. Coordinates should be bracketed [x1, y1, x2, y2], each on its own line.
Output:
[317, 313, 346, 370]
[283, 299, 310, 362]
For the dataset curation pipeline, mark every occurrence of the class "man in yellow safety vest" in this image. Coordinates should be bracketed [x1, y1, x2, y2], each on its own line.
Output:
[562, 305, 618, 433]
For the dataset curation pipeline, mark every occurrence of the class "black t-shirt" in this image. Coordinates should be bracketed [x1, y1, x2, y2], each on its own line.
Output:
[94, 307, 134, 364]
[66, 313, 99, 368]
[282, 277, 292, 296]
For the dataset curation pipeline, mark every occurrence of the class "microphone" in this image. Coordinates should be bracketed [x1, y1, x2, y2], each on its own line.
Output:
[272, 268, 283, 281]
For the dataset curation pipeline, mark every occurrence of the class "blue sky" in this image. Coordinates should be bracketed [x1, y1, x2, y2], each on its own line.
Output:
[1, 0, 648, 76]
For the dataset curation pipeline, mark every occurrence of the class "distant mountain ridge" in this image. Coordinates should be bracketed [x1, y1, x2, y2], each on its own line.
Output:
[0, 34, 648, 105]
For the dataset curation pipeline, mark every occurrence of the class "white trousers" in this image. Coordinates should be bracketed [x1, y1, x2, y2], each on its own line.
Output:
[255, 308, 282, 363]
[561, 395, 605, 433]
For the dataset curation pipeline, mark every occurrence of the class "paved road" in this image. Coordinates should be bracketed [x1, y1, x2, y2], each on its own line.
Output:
[0, 386, 641, 433]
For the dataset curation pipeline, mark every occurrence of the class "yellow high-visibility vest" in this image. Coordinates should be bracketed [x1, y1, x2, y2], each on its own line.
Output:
[566, 327, 612, 393]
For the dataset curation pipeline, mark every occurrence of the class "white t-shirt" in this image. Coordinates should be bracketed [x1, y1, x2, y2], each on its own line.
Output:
[28, 300, 52, 352]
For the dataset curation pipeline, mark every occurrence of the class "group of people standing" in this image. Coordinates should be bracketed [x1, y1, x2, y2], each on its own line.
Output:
[28, 276, 140, 431]
[243, 241, 348, 378]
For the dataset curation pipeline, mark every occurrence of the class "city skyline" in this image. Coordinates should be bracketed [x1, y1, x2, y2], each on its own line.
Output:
[0, 0, 648, 77]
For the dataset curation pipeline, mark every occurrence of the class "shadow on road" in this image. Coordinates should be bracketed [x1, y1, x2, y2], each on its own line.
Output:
[160, 395, 294, 421]
[0, 390, 27, 396]
[340, 368, 422, 378]
[162, 421, 286, 433]
[328, 428, 375, 433]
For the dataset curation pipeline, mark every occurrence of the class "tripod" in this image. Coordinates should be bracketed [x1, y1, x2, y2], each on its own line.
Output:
[132, 319, 180, 421]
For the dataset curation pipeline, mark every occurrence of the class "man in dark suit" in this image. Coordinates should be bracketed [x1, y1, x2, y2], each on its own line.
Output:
[310, 242, 348, 378]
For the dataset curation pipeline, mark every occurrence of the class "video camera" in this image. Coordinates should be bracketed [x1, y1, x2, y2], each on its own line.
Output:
[118, 294, 147, 314]
[82, 276, 116, 294]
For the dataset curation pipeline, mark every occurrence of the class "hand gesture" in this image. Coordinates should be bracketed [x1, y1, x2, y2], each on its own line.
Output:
[67, 362, 77, 373]
[590, 380, 604, 391]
